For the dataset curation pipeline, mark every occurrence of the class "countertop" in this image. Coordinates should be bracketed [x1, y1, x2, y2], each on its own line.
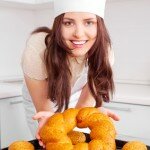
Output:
[0, 81, 150, 105]
[113, 83, 150, 106]
[0, 82, 22, 99]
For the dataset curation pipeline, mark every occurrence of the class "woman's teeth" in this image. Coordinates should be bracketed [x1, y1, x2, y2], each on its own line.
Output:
[71, 40, 87, 45]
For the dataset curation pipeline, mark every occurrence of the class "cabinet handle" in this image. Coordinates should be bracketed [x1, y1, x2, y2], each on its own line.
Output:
[10, 101, 23, 105]
[104, 106, 131, 112]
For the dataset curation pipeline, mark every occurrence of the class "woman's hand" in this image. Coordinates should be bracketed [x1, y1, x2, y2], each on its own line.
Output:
[32, 111, 54, 148]
[97, 107, 120, 121]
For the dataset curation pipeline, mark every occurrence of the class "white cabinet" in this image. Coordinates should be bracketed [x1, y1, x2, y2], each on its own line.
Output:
[103, 102, 150, 145]
[0, 96, 33, 149]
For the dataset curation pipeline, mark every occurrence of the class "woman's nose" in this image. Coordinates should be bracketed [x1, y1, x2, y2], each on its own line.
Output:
[73, 25, 85, 38]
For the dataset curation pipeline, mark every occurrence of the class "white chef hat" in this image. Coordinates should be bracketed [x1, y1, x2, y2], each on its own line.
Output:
[54, 0, 106, 19]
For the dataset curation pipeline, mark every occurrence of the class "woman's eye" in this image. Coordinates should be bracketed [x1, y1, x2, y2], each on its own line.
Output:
[86, 21, 94, 26]
[63, 22, 73, 26]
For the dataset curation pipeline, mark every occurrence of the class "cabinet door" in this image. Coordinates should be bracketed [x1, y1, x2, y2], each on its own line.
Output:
[0, 96, 33, 148]
[103, 102, 150, 142]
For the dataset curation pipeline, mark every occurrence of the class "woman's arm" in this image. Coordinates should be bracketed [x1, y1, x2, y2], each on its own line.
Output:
[24, 75, 53, 112]
[76, 83, 120, 121]
[24, 75, 54, 147]
[75, 83, 95, 108]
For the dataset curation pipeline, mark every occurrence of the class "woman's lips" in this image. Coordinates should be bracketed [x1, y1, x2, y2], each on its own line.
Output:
[70, 40, 87, 48]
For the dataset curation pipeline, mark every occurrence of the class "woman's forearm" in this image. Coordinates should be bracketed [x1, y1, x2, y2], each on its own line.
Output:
[75, 84, 95, 108]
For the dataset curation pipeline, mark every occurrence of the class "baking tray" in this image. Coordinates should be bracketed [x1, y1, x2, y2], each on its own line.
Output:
[2, 133, 150, 150]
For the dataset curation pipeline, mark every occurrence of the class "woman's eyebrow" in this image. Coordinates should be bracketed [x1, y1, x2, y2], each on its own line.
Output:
[63, 18, 74, 21]
[63, 18, 96, 21]
[84, 18, 97, 21]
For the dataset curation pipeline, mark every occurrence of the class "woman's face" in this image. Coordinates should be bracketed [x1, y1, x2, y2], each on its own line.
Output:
[61, 12, 97, 57]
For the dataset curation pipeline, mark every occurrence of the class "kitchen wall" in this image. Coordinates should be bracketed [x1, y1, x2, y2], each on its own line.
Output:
[0, 0, 150, 100]
[0, 0, 53, 81]
[0, 7, 34, 80]
[1, 0, 53, 4]
[104, 0, 150, 105]
[105, 0, 150, 85]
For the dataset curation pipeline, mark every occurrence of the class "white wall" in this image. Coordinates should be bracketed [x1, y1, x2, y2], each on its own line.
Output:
[2, 0, 53, 4]
[0, 6, 35, 80]
[2, 0, 36, 3]
[0, 3, 54, 81]
[34, 8, 54, 28]
[0, 0, 150, 85]
[105, 0, 150, 84]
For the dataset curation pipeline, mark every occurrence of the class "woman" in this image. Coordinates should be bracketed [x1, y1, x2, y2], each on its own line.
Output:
[21, 0, 119, 146]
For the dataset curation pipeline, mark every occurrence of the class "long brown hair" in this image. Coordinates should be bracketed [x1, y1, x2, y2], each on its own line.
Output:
[32, 14, 114, 112]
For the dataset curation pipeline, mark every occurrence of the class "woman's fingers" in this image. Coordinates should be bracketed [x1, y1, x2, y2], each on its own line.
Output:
[106, 109, 120, 121]
[35, 117, 49, 140]
[98, 107, 120, 121]
[39, 140, 44, 147]
[32, 111, 54, 148]
[36, 131, 40, 140]
[32, 111, 53, 120]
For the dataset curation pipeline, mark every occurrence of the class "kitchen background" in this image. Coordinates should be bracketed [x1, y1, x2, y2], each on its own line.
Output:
[0, 0, 150, 149]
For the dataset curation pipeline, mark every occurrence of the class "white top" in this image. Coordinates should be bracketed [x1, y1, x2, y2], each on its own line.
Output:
[21, 32, 114, 110]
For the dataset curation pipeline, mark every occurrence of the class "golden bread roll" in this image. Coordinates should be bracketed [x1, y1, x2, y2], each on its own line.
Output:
[90, 125, 116, 140]
[88, 139, 104, 150]
[39, 125, 66, 143]
[63, 108, 79, 132]
[46, 143, 73, 150]
[67, 131, 86, 145]
[8, 141, 34, 150]
[76, 107, 99, 128]
[46, 113, 65, 127]
[89, 139, 116, 150]
[38, 107, 147, 150]
[57, 135, 72, 143]
[103, 139, 116, 150]
[122, 141, 147, 150]
[39, 113, 66, 144]
[39, 107, 117, 149]
[73, 142, 88, 150]
[86, 113, 113, 129]
[8, 108, 147, 150]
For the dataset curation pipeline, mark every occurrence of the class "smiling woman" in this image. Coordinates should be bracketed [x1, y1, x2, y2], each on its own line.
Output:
[1, 0, 150, 149]
[21, 0, 119, 146]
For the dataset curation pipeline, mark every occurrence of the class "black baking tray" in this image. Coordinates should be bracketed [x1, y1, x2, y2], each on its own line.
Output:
[2, 133, 150, 150]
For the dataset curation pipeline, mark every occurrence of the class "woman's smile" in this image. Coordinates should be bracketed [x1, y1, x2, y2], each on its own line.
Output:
[70, 40, 88, 48]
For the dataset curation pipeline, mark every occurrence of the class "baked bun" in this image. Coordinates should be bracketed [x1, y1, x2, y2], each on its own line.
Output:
[8, 107, 148, 150]
[40, 107, 116, 150]
[39, 113, 66, 143]
[67, 131, 86, 145]
[8, 141, 34, 150]
[122, 141, 147, 150]
[73, 142, 88, 150]
[46, 143, 73, 150]
[76, 107, 100, 128]
[88, 139, 104, 149]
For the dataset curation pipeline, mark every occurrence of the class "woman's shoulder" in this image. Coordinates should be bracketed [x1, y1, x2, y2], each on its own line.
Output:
[26, 32, 48, 50]
[22, 32, 48, 80]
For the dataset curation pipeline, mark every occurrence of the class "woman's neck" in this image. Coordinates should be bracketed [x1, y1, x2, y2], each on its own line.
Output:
[68, 55, 86, 64]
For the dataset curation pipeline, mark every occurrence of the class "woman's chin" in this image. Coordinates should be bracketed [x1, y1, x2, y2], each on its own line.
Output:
[70, 53, 86, 58]
[69, 50, 87, 57]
